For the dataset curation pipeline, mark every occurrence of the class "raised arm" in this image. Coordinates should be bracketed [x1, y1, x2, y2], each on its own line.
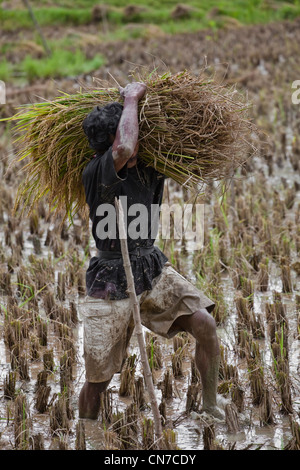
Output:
[112, 82, 146, 173]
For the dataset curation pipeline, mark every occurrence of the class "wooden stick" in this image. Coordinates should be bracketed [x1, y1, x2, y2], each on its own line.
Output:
[115, 197, 163, 443]
[22, 0, 52, 57]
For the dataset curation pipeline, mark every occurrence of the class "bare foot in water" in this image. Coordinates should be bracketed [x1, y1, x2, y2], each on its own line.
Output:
[202, 405, 225, 421]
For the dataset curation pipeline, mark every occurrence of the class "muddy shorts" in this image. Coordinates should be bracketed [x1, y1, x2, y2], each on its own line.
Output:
[79, 262, 215, 383]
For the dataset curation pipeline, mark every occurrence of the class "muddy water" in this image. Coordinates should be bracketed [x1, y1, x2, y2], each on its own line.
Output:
[1, 235, 298, 450]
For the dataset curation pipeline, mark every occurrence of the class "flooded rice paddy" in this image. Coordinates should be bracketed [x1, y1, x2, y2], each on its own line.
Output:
[0, 18, 300, 451]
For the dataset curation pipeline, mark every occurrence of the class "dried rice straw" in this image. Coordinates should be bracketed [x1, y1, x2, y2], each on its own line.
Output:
[3, 69, 256, 222]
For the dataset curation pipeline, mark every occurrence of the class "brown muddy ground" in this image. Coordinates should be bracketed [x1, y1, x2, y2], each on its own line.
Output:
[0, 19, 299, 450]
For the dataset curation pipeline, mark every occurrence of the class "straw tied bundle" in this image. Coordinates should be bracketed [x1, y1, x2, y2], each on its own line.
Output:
[10, 70, 255, 221]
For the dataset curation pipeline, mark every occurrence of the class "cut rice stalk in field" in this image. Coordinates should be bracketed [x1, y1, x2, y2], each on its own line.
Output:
[4, 69, 256, 221]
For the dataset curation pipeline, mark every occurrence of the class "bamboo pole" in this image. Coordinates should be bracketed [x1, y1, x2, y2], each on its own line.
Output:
[115, 197, 163, 443]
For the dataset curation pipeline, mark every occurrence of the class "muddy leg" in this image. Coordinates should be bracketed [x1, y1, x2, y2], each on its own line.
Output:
[174, 309, 223, 419]
[79, 378, 111, 419]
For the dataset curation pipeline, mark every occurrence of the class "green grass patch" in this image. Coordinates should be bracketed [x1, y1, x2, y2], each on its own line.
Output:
[0, 49, 105, 83]
[1, 1, 300, 33]
[0, 8, 93, 30]
[0, 60, 13, 83]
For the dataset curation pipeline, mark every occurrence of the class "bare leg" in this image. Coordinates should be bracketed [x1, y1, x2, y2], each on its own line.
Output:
[79, 378, 111, 419]
[173, 309, 223, 419]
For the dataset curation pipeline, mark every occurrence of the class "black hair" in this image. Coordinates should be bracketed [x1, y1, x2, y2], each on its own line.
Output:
[82, 102, 123, 153]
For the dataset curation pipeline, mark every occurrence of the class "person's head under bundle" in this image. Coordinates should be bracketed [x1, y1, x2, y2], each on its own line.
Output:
[83, 101, 139, 168]
[82, 102, 123, 153]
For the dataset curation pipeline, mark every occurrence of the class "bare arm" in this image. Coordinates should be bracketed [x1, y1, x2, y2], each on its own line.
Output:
[112, 82, 146, 173]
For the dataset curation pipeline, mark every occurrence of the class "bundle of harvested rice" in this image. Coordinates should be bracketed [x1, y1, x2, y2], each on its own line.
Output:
[5, 70, 256, 222]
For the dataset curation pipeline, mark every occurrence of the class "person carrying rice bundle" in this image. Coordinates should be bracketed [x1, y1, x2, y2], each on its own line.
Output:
[5, 69, 254, 422]
[78, 81, 224, 421]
